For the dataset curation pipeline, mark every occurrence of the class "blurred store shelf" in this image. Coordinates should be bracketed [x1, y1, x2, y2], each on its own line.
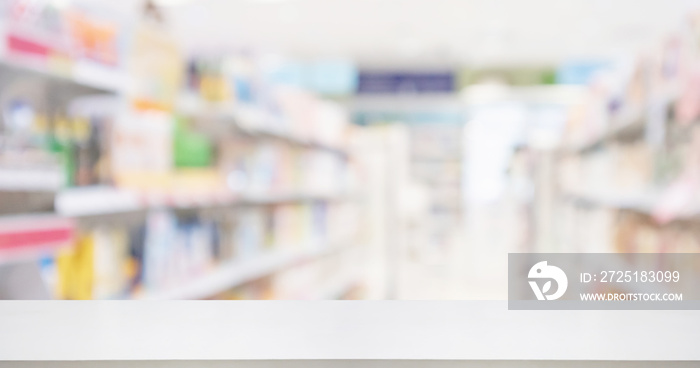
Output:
[137, 243, 353, 300]
[179, 97, 349, 158]
[0, 167, 65, 192]
[0, 2, 367, 303]
[70, 60, 130, 94]
[563, 191, 700, 223]
[0, 57, 127, 95]
[561, 108, 645, 154]
[237, 191, 358, 205]
[0, 24, 127, 95]
[55, 186, 358, 217]
[562, 192, 658, 214]
[0, 213, 75, 264]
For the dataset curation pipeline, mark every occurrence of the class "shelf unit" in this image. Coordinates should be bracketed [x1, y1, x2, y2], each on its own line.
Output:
[561, 108, 646, 154]
[0, 15, 365, 300]
[55, 186, 357, 217]
[549, 17, 700, 263]
[137, 242, 355, 300]
[0, 51, 364, 301]
[558, 113, 700, 222]
[406, 123, 464, 264]
[0, 31, 126, 260]
[561, 192, 658, 214]
[179, 98, 349, 158]
[556, 88, 689, 218]
[563, 191, 700, 223]
[0, 167, 65, 192]
[0, 56, 127, 95]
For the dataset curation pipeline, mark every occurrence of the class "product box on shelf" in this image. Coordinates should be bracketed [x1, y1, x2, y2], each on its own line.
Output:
[0, 0, 127, 89]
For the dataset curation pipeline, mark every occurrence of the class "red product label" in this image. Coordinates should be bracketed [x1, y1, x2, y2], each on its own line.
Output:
[0, 228, 73, 250]
[6, 34, 51, 58]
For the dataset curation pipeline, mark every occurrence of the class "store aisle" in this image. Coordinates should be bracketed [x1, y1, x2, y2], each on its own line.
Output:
[394, 203, 510, 300]
[1, 0, 699, 302]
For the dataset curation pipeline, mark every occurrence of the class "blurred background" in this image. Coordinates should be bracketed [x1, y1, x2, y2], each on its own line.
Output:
[1, 0, 699, 300]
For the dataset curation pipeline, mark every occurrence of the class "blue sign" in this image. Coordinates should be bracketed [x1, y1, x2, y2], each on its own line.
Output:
[357, 71, 455, 94]
[308, 61, 358, 96]
[354, 111, 464, 125]
[556, 61, 609, 85]
[264, 60, 358, 96]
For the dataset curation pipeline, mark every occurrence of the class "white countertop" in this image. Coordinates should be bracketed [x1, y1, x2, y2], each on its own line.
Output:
[0, 301, 698, 362]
